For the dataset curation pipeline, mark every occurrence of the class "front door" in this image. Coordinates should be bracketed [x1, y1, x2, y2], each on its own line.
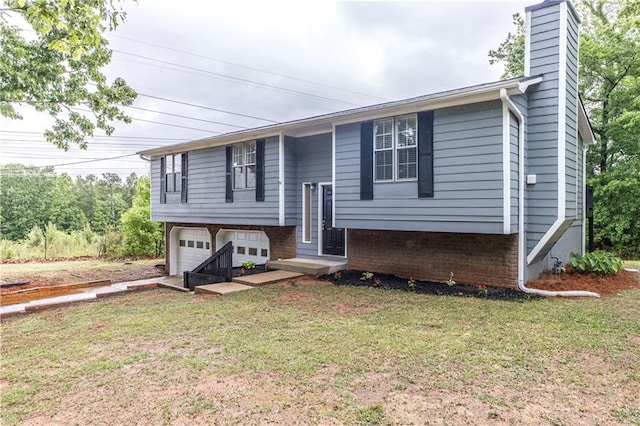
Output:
[322, 185, 345, 256]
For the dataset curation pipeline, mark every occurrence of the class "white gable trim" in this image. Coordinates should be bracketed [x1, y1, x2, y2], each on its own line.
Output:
[524, 10, 532, 77]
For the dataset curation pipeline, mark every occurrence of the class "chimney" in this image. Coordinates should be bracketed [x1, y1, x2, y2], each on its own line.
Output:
[524, 0, 582, 264]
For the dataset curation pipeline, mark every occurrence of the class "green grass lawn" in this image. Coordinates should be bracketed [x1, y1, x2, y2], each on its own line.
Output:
[1, 282, 639, 425]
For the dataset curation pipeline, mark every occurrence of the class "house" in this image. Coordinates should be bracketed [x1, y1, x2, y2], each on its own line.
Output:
[139, 0, 594, 289]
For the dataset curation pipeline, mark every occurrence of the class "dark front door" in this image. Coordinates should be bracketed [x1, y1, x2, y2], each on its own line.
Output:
[322, 185, 345, 256]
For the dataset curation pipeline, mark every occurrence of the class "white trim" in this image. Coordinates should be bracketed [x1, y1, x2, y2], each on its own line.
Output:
[518, 76, 542, 92]
[557, 2, 568, 221]
[278, 131, 285, 226]
[502, 100, 511, 234]
[524, 10, 532, 76]
[527, 217, 566, 265]
[331, 125, 337, 228]
[581, 145, 587, 254]
[301, 182, 312, 243]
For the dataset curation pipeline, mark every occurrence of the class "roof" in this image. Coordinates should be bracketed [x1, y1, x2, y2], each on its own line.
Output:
[138, 74, 592, 156]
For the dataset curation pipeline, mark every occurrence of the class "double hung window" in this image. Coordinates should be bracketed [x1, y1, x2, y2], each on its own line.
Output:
[164, 154, 182, 192]
[233, 142, 256, 189]
[373, 114, 417, 182]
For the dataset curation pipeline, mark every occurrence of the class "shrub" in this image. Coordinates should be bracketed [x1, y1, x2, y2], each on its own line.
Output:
[569, 251, 623, 276]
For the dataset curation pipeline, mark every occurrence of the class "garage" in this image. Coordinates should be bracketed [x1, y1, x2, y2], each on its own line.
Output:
[216, 229, 269, 267]
[170, 227, 212, 275]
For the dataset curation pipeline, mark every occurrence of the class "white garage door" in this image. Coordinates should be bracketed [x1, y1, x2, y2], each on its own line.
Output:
[217, 230, 269, 267]
[176, 228, 212, 274]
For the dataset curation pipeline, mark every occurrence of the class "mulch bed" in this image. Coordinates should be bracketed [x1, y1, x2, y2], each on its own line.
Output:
[320, 269, 640, 299]
[526, 269, 640, 295]
[320, 270, 535, 301]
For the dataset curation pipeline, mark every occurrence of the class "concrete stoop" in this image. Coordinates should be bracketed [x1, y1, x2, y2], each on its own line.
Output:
[232, 270, 304, 286]
[268, 258, 347, 276]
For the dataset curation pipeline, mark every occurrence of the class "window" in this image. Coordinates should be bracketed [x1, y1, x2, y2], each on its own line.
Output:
[302, 183, 312, 243]
[233, 142, 256, 189]
[164, 154, 182, 192]
[373, 114, 417, 182]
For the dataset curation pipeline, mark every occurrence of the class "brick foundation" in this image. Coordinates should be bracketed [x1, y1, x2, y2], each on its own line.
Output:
[347, 229, 518, 288]
[164, 223, 296, 274]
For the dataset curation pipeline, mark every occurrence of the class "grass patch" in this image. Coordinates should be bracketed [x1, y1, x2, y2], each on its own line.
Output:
[1, 283, 639, 424]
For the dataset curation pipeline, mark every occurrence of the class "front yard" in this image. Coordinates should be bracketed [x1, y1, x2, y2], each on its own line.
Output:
[1, 278, 639, 425]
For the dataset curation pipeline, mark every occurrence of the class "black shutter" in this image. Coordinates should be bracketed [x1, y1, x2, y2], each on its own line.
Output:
[160, 155, 166, 204]
[360, 121, 374, 200]
[225, 145, 233, 203]
[180, 152, 188, 203]
[418, 111, 434, 198]
[255, 139, 265, 202]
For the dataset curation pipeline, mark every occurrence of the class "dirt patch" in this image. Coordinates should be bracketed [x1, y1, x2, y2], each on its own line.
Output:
[0, 259, 166, 293]
[279, 291, 315, 302]
[322, 269, 640, 298]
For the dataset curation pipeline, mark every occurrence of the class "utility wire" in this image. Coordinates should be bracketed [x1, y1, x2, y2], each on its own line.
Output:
[124, 105, 248, 129]
[114, 50, 363, 107]
[0, 131, 186, 141]
[108, 33, 385, 102]
[135, 92, 279, 123]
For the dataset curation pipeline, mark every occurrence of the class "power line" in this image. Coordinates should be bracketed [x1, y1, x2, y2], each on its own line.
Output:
[36, 153, 140, 168]
[124, 105, 248, 129]
[0, 131, 187, 141]
[108, 33, 385, 102]
[114, 50, 363, 107]
[135, 92, 280, 123]
[71, 107, 221, 134]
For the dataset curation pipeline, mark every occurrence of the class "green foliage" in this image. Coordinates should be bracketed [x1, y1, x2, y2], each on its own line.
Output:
[569, 251, 623, 275]
[0, 0, 137, 150]
[488, 13, 525, 78]
[0, 222, 100, 260]
[0, 164, 56, 240]
[241, 260, 256, 270]
[360, 271, 374, 281]
[119, 176, 163, 257]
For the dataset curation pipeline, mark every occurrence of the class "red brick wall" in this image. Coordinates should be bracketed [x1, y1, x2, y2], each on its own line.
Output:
[347, 229, 518, 288]
[164, 223, 296, 274]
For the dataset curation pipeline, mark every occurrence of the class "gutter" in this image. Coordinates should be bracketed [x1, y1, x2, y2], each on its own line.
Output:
[500, 89, 599, 298]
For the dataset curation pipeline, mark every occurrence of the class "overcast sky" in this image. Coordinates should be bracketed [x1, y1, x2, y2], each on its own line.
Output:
[1, 0, 532, 179]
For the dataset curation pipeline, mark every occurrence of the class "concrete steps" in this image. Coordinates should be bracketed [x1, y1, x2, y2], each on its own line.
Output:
[232, 270, 303, 286]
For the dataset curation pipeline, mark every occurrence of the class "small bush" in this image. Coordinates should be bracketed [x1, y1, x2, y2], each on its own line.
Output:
[569, 251, 623, 276]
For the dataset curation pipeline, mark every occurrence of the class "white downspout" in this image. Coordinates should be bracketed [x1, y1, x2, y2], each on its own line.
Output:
[500, 89, 599, 298]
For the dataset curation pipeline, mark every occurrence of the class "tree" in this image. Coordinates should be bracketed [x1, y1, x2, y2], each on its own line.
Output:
[120, 175, 163, 256]
[49, 173, 88, 232]
[488, 13, 525, 79]
[489, 0, 640, 257]
[0, 163, 56, 240]
[0, 0, 137, 150]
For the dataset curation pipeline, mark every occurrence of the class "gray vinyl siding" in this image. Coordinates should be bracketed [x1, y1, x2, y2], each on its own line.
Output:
[509, 111, 519, 233]
[335, 101, 505, 233]
[295, 133, 332, 259]
[284, 136, 297, 226]
[525, 2, 561, 253]
[565, 12, 579, 219]
[150, 136, 280, 225]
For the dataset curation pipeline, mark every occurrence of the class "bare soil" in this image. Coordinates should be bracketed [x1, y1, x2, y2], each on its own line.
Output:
[0, 258, 166, 293]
